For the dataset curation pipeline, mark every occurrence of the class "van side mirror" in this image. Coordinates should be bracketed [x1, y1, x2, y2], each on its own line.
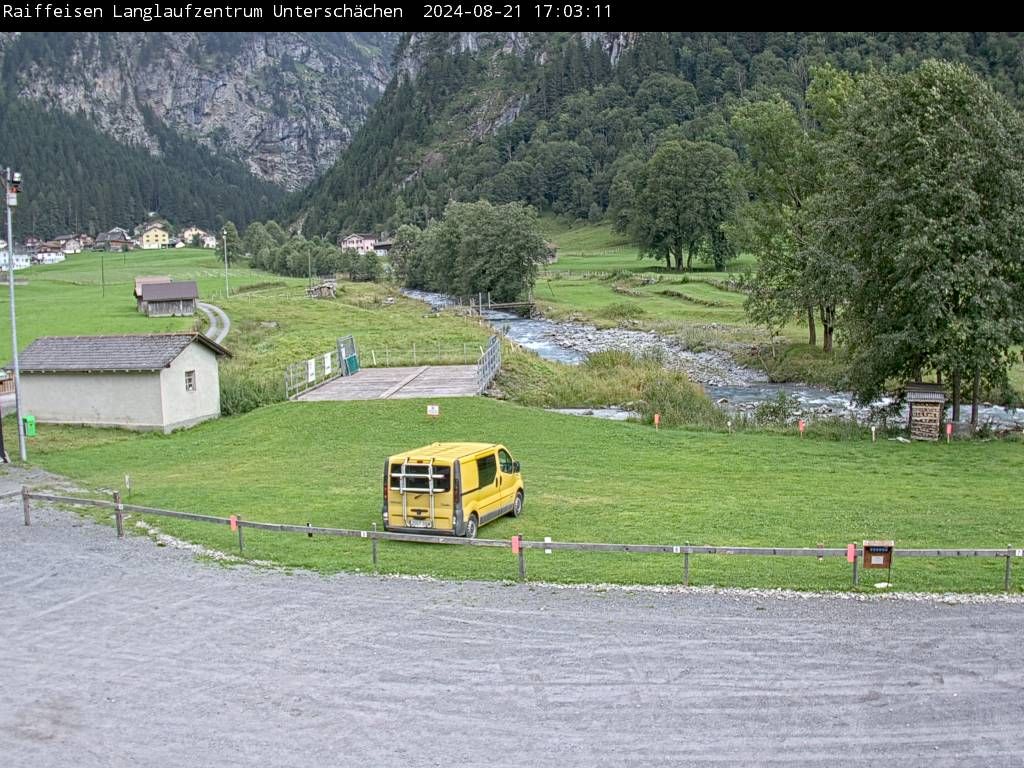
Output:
[512, 461, 520, 473]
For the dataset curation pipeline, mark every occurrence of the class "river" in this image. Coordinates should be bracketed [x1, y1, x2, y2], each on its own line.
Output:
[401, 289, 1023, 428]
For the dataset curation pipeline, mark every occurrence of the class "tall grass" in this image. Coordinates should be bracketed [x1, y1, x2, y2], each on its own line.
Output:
[499, 347, 725, 428]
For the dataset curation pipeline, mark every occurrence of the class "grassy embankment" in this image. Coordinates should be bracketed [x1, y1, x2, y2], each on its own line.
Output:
[24, 396, 1024, 593]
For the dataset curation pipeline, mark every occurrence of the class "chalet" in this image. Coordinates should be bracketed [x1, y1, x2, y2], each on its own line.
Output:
[96, 228, 133, 252]
[140, 222, 170, 250]
[140, 280, 198, 317]
[14, 333, 230, 433]
[53, 234, 83, 254]
[339, 233, 378, 255]
[133, 276, 172, 311]
[32, 243, 66, 265]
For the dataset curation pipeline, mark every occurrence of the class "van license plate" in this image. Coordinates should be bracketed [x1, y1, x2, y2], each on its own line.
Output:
[409, 519, 430, 528]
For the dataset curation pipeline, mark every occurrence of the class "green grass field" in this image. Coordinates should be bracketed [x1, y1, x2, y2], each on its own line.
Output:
[540, 219, 758, 274]
[22, 398, 1024, 593]
[0, 248, 291, 359]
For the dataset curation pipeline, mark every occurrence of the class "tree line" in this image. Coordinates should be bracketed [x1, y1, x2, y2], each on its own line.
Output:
[727, 61, 1024, 423]
[293, 32, 1024, 239]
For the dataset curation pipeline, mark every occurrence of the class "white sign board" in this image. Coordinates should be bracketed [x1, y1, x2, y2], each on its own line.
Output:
[323, 353, 332, 376]
[426, 404, 440, 417]
[307, 359, 316, 383]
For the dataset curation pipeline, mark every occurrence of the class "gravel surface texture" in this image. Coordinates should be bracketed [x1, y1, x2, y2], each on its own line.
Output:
[2, 468, 1024, 767]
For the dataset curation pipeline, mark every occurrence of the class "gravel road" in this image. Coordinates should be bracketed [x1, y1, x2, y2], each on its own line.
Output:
[2, 477, 1024, 766]
[197, 301, 230, 344]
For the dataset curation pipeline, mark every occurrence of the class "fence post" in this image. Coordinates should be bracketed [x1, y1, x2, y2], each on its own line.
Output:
[114, 491, 124, 539]
[21, 485, 30, 526]
[683, 545, 690, 586]
[372, 523, 379, 571]
[852, 545, 859, 587]
[413, 342, 417, 365]
[515, 534, 526, 581]
[1005, 545, 1013, 593]
[237, 516, 244, 552]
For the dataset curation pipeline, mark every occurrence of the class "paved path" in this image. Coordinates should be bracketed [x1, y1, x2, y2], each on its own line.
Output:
[2, 482, 1023, 766]
[297, 364, 478, 401]
[197, 301, 230, 344]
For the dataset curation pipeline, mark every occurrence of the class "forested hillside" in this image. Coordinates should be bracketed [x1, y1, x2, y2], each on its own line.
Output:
[292, 32, 1024, 238]
[0, 92, 283, 237]
[0, 31, 397, 238]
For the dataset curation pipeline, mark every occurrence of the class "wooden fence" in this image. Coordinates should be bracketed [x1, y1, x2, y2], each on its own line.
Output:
[7, 487, 1022, 593]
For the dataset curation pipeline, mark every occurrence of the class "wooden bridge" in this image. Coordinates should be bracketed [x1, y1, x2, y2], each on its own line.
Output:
[296, 365, 479, 401]
[288, 335, 501, 402]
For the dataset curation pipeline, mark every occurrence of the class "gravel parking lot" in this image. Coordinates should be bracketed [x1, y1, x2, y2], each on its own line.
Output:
[2, 473, 1024, 767]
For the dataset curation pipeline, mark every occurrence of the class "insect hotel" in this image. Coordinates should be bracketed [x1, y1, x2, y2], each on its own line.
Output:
[905, 382, 946, 441]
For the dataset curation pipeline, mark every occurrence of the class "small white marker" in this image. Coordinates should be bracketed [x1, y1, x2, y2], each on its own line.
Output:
[1016, 550, 1023, 558]
[544, 536, 552, 555]
[673, 546, 681, 554]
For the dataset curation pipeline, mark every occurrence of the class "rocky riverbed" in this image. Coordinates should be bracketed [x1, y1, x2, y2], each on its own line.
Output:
[543, 323, 766, 387]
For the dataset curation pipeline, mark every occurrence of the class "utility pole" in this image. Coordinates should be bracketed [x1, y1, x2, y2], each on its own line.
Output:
[3, 167, 26, 461]
[222, 228, 229, 298]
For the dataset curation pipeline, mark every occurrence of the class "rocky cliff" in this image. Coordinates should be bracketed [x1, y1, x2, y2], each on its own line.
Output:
[0, 32, 398, 190]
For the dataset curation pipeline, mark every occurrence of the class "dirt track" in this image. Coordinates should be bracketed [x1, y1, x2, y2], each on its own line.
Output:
[2, 487, 1024, 766]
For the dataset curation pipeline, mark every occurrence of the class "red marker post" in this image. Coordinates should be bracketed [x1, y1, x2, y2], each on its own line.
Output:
[946, 422, 953, 444]
[654, 413, 661, 430]
[798, 419, 806, 438]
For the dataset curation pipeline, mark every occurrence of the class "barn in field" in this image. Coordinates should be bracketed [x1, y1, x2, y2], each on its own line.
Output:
[140, 280, 198, 317]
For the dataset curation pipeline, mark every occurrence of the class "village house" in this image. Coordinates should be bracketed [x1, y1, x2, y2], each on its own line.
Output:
[140, 222, 170, 250]
[13, 333, 230, 433]
[339, 233, 379, 255]
[1, 252, 32, 271]
[32, 241, 66, 265]
[140, 280, 198, 317]
[180, 225, 217, 248]
[52, 234, 83, 254]
[95, 228, 133, 252]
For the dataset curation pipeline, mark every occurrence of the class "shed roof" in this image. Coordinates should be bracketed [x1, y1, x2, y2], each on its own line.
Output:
[141, 281, 198, 301]
[133, 275, 171, 297]
[14, 333, 230, 373]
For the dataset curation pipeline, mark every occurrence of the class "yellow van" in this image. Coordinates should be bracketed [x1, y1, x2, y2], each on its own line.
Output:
[382, 442, 524, 538]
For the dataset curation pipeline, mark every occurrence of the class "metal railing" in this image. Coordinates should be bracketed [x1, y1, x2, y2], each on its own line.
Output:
[360, 343, 481, 368]
[477, 335, 501, 393]
[8, 487, 1022, 592]
[284, 349, 340, 400]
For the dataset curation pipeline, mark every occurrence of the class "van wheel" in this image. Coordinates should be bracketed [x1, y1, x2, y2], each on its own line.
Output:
[511, 492, 524, 518]
[465, 513, 478, 539]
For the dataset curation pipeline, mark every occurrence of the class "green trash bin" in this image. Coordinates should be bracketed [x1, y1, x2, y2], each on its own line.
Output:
[22, 414, 36, 437]
[344, 354, 360, 375]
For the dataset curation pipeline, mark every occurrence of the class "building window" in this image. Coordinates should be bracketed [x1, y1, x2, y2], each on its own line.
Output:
[185, 370, 196, 392]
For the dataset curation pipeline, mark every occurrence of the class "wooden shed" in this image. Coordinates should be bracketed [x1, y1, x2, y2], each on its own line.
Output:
[134, 276, 172, 311]
[141, 281, 198, 317]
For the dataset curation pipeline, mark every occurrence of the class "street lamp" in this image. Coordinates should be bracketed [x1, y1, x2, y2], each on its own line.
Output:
[222, 228, 229, 298]
[3, 167, 26, 462]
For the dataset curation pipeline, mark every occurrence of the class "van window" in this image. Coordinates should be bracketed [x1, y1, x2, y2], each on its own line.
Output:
[476, 454, 497, 487]
[498, 449, 513, 473]
[390, 463, 450, 492]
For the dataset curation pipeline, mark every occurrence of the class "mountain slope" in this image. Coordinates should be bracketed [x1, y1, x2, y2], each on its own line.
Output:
[292, 32, 1024, 238]
[0, 32, 398, 189]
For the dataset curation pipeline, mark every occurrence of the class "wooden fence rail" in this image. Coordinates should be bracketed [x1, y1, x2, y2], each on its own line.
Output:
[9, 488, 1021, 592]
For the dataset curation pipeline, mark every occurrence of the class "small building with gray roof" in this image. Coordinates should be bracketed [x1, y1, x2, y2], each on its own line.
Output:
[140, 281, 198, 317]
[13, 333, 230, 433]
